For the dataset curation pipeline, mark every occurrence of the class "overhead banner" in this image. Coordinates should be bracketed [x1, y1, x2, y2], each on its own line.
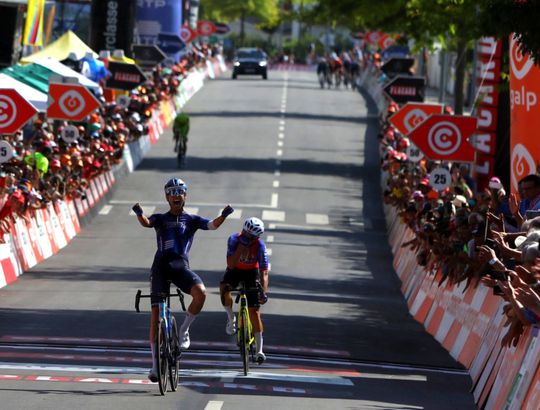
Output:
[473, 37, 502, 191]
[509, 34, 540, 194]
[89, 0, 137, 57]
[135, 0, 183, 54]
[23, 0, 45, 46]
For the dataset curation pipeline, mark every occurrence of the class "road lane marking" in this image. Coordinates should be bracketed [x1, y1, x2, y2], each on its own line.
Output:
[279, 120, 285, 126]
[278, 132, 284, 139]
[112, 199, 277, 210]
[267, 248, 272, 256]
[270, 193, 278, 208]
[273, 180, 280, 188]
[277, 141, 283, 147]
[99, 205, 112, 215]
[274, 170, 280, 177]
[276, 149, 283, 156]
[228, 209, 242, 219]
[279, 125, 285, 131]
[306, 213, 329, 225]
[266, 235, 274, 242]
[262, 210, 285, 222]
[204, 401, 224, 410]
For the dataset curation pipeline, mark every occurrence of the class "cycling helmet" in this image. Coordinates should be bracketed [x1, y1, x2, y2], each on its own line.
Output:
[243, 217, 264, 237]
[164, 177, 187, 196]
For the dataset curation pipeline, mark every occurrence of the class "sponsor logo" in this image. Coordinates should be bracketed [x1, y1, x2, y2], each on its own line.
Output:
[428, 121, 461, 156]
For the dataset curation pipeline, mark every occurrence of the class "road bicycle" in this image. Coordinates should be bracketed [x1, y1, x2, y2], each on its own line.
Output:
[174, 134, 187, 168]
[231, 282, 263, 376]
[135, 288, 186, 395]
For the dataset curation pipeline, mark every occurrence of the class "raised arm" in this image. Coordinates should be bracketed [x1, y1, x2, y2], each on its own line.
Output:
[208, 205, 234, 230]
[132, 203, 153, 228]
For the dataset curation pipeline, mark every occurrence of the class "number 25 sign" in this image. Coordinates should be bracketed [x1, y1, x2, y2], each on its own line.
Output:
[47, 83, 101, 122]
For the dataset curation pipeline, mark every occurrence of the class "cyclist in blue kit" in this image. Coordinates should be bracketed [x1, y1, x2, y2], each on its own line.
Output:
[132, 177, 234, 382]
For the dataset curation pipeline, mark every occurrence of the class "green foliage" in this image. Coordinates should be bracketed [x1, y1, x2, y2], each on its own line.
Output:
[200, 0, 280, 26]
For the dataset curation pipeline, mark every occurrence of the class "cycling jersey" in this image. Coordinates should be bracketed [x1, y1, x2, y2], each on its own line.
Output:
[226, 232, 269, 270]
[149, 211, 210, 259]
[173, 113, 190, 138]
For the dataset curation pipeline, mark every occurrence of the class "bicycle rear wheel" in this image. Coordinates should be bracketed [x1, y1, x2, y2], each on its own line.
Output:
[239, 308, 250, 376]
[156, 319, 169, 395]
[169, 316, 180, 391]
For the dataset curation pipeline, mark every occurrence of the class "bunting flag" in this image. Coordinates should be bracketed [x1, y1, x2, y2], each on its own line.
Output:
[23, 0, 46, 46]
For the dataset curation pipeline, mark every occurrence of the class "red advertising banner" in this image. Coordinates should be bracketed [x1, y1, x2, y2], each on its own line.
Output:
[474, 37, 502, 191]
[509, 34, 540, 194]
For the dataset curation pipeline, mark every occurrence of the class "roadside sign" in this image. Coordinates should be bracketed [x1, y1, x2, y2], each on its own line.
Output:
[389, 102, 443, 134]
[197, 21, 216, 37]
[377, 34, 395, 50]
[381, 58, 415, 78]
[214, 22, 230, 35]
[0, 89, 38, 134]
[61, 125, 79, 144]
[0, 140, 14, 163]
[105, 62, 147, 91]
[157, 33, 186, 54]
[365, 31, 382, 45]
[383, 75, 426, 103]
[407, 114, 478, 162]
[429, 167, 452, 191]
[180, 25, 198, 43]
[406, 143, 424, 163]
[48, 83, 101, 121]
[132, 44, 167, 69]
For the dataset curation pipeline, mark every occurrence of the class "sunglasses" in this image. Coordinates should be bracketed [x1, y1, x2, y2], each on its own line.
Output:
[165, 187, 187, 196]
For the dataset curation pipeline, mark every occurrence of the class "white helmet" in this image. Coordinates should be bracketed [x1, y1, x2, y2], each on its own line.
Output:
[243, 217, 264, 237]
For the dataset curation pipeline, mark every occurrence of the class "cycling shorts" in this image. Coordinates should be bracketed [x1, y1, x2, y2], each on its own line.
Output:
[150, 254, 202, 305]
[221, 268, 261, 308]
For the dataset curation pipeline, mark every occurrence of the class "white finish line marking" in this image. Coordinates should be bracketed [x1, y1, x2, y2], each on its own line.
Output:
[306, 213, 329, 225]
[262, 210, 285, 222]
[204, 401, 224, 410]
[99, 205, 112, 215]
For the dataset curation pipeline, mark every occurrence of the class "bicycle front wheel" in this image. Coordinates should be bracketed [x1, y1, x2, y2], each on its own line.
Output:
[239, 308, 250, 376]
[169, 316, 180, 391]
[156, 318, 169, 395]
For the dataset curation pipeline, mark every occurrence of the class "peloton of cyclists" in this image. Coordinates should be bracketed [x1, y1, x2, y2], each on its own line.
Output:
[132, 177, 234, 382]
[220, 217, 270, 363]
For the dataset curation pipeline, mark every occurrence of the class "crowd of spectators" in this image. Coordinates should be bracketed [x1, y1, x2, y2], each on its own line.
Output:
[0, 43, 220, 242]
[368, 59, 540, 348]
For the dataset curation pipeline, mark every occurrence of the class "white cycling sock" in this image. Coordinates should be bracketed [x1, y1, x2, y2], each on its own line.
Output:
[255, 332, 263, 354]
[224, 305, 234, 321]
[179, 312, 197, 334]
[150, 342, 156, 368]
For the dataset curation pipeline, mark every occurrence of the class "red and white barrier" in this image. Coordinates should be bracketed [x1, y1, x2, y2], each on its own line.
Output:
[385, 203, 540, 408]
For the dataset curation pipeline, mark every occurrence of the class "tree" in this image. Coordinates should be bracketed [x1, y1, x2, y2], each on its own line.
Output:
[200, 0, 280, 44]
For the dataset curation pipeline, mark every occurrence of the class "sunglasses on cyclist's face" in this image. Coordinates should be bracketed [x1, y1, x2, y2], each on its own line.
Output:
[165, 187, 187, 197]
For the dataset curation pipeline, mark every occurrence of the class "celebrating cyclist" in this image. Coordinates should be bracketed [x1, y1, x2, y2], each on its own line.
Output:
[132, 177, 234, 382]
[220, 217, 270, 363]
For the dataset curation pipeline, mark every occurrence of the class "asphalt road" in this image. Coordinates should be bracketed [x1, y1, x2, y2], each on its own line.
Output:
[0, 69, 476, 409]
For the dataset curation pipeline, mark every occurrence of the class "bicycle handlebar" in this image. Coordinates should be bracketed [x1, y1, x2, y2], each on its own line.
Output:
[134, 289, 186, 312]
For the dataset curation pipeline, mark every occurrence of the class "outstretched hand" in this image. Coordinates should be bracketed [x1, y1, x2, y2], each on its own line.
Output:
[132, 203, 143, 217]
[221, 205, 234, 218]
